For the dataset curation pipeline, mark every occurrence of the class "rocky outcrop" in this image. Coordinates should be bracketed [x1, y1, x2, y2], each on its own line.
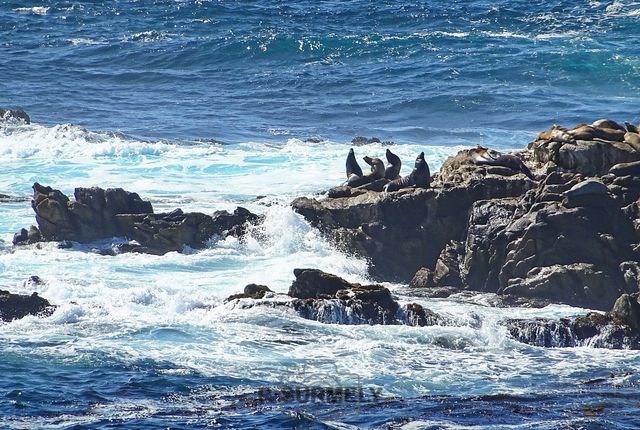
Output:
[292, 120, 640, 310]
[226, 269, 442, 326]
[292, 165, 534, 281]
[14, 183, 260, 255]
[0, 107, 30, 124]
[508, 293, 640, 349]
[530, 121, 640, 176]
[0, 290, 55, 322]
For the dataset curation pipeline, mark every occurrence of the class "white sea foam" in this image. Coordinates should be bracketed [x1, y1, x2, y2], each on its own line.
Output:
[13, 6, 50, 15]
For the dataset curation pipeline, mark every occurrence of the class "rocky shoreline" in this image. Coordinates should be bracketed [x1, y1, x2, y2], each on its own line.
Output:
[4, 116, 640, 348]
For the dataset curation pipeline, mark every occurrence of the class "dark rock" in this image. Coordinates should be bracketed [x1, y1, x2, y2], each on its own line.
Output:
[226, 269, 445, 326]
[507, 292, 640, 349]
[288, 268, 356, 299]
[351, 136, 381, 146]
[292, 172, 534, 282]
[15, 184, 261, 255]
[0, 290, 55, 322]
[0, 107, 30, 124]
[225, 284, 272, 302]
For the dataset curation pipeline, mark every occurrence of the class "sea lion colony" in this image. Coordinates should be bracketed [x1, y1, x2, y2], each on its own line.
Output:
[342, 118, 640, 191]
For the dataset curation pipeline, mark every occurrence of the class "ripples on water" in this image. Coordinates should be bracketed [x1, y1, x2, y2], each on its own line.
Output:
[2, 0, 640, 428]
[2, 0, 640, 143]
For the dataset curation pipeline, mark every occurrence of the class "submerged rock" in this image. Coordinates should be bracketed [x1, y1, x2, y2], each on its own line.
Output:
[14, 183, 261, 255]
[226, 269, 441, 326]
[0, 107, 30, 124]
[0, 290, 55, 322]
[508, 293, 640, 349]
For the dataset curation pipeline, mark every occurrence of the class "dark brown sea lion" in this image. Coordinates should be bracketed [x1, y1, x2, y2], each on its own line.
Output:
[345, 151, 385, 187]
[591, 119, 626, 132]
[625, 122, 639, 134]
[568, 125, 625, 142]
[383, 152, 430, 192]
[346, 148, 363, 180]
[384, 148, 401, 180]
[470, 146, 535, 180]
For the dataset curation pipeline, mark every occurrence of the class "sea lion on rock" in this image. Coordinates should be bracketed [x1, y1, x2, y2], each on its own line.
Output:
[344, 150, 385, 187]
[563, 179, 608, 199]
[625, 122, 639, 134]
[568, 125, 625, 142]
[384, 149, 401, 180]
[624, 132, 640, 151]
[609, 161, 640, 177]
[346, 148, 363, 181]
[383, 152, 430, 192]
[470, 146, 536, 180]
[592, 119, 626, 132]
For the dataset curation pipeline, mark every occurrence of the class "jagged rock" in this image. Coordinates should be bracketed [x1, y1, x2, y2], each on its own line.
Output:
[351, 136, 381, 145]
[225, 284, 272, 302]
[507, 293, 640, 349]
[0, 290, 55, 322]
[226, 269, 442, 326]
[0, 107, 30, 124]
[14, 183, 261, 255]
[292, 172, 534, 281]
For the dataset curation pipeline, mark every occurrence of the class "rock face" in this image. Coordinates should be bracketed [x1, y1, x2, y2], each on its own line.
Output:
[508, 293, 640, 349]
[291, 121, 640, 310]
[292, 166, 534, 281]
[226, 269, 441, 326]
[14, 183, 260, 255]
[0, 291, 55, 322]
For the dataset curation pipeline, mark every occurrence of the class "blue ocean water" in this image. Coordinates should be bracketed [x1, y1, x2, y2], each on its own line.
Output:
[2, 1, 640, 429]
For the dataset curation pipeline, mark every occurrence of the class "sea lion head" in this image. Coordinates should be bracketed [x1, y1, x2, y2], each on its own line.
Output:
[363, 156, 385, 178]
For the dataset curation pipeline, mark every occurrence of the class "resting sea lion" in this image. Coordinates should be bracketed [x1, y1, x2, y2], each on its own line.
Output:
[591, 119, 626, 132]
[345, 151, 385, 187]
[384, 152, 430, 192]
[625, 122, 639, 134]
[384, 149, 401, 180]
[624, 132, 640, 151]
[470, 146, 535, 180]
[568, 125, 625, 142]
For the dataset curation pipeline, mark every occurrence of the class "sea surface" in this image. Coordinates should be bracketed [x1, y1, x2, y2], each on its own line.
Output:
[1, 1, 640, 428]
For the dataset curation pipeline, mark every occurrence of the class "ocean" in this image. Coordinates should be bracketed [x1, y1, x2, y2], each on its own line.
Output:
[1, 1, 640, 428]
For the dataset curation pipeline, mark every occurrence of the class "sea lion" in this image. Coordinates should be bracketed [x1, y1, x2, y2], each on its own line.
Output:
[384, 149, 401, 180]
[470, 146, 535, 180]
[609, 161, 640, 177]
[563, 179, 608, 199]
[568, 125, 625, 142]
[625, 121, 639, 133]
[345, 151, 385, 187]
[384, 152, 430, 192]
[346, 148, 363, 180]
[591, 119, 626, 132]
[625, 132, 640, 151]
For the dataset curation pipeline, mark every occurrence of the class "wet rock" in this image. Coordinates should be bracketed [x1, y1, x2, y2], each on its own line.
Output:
[0, 107, 30, 124]
[507, 293, 640, 349]
[0, 290, 55, 322]
[292, 172, 534, 281]
[351, 136, 381, 146]
[225, 284, 272, 302]
[610, 160, 640, 177]
[14, 183, 261, 255]
[227, 269, 442, 326]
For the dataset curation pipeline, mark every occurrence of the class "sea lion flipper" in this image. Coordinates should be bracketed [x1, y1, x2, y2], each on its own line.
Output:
[384, 148, 401, 180]
[346, 148, 363, 179]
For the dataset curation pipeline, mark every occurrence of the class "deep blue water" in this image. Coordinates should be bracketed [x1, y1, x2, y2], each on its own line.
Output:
[2, 1, 640, 429]
[2, 0, 640, 144]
